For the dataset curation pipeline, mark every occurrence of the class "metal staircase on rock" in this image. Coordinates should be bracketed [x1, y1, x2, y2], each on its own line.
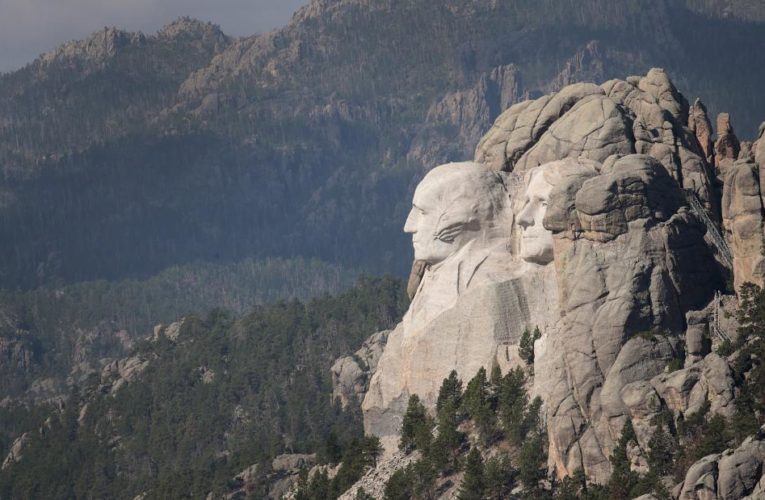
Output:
[684, 190, 733, 270]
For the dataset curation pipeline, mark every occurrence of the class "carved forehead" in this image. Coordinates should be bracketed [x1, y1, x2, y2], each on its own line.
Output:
[524, 169, 554, 199]
[414, 162, 505, 208]
[525, 159, 600, 190]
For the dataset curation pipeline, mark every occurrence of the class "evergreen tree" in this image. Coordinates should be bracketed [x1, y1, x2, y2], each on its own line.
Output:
[411, 459, 437, 498]
[490, 364, 503, 388]
[399, 394, 433, 453]
[647, 422, 675, 477]
[431, 398, 463, 473]
[436, 370, 462, 414]
[308, 470, 331, 500]
[519, 430, 548, 494]
[461, 368, 496, 443]
[519, 327, 541, 367]
[362, 435, 383, 468]
[484, 455, 515, 499]
[498, 367, 528, 445]
[607, 420, 640, 499]
[458, 448, 485, 500]
[355, 487, 375, 500]
[384, 467, 414, 500]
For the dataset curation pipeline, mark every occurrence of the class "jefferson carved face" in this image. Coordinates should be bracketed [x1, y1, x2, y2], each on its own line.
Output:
[404, 162, 507, 265]
[518, 169, 554, 265]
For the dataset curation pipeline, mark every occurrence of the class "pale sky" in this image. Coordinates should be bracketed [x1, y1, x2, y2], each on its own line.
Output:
[0, 0, 309, 73]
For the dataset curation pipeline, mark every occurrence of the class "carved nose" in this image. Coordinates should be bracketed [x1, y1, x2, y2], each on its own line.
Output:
[404, 210, 418, 233]
[517, 204, 534, 229]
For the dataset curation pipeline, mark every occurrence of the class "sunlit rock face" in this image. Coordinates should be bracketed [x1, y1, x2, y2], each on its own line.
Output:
[362, 162, 559, 452]
[722, 159, 765, 291]
[356, 69, 745, 482]
[475, 68, 717, 214]
[532, 154, 723, 483]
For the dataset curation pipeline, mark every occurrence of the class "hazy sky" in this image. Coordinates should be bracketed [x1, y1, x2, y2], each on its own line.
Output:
[0, 0, 309, 73]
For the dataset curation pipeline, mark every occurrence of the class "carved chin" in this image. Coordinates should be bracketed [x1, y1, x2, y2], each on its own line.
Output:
[413, 245, 450, 265]
[520, 241, 553, 265]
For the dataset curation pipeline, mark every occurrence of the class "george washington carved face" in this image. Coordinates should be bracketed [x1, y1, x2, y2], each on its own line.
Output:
[404, 162, 508, 265]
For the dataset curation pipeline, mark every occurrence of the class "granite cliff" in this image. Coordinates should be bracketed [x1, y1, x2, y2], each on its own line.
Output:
[335, 68, 765, 496]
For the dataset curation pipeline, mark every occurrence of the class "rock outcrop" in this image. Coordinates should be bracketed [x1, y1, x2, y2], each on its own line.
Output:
[475, 68, 717, 213]
[689, 99, 715, 166]
[99, 355, 151, 395]
[1, 433, 30, 470]
[331, 329, 390, 408]
[348, 68, 765, 492]
[338, 450, 421, 500]
[676, 428, 765, 499]
[225, 453, 317, 499]
[756, 122, 765, 167]
[534, 154, 722, 482]
[721, 160, 765, 290]
[408, 64, 524, 167]
[715, 113, 742, 171]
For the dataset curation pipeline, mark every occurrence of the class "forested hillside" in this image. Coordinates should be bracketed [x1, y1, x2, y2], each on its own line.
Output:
[0, 257, 354, 401]
[0, 276, 408, 499]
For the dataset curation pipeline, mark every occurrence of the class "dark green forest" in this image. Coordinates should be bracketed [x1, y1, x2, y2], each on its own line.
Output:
[0, 276, 408, 499]
[0, 256, 354, 399]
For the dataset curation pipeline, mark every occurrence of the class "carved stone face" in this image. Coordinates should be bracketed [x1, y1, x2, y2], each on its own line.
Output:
[518, 169, 554, 265]
[404, 163, 506, 265]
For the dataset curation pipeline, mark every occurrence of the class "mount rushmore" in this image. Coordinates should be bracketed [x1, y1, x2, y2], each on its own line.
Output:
[332, 68, 765, 496]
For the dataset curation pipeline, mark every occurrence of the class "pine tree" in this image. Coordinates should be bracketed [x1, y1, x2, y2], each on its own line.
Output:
[431, 398, 463, 473]
[461, 368, 496, 443]
[462, 367, 488, 417]
[355, 487, 374, 500]
[647, 422, 674, 476]
[436, 370, 463, 414]
[484, 455, 516, 499]
[411, 459, 437, 497]
[498, 367, 528, 444]
[362, 435, 383, 468]
[384, 467, 414, 500]
[519, 326, 542, 368]
[308, 470, 331, 500]
[489, 364, 503, 388]
[458, 448, 485, 500]
[607, 420, 639, 499]
[400, 394, 433, 453]
[518, 431, 547, 494]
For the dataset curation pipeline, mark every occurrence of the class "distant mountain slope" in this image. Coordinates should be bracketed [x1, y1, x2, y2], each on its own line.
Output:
[0, 1, 764, 288]
[0, 257, 355, 400]
[0, 276, 408, 499]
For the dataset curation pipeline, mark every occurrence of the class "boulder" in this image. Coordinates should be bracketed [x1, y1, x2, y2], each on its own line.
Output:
[649, 353, 735, 418]
[678, 431, 765, 500]
[331, 330, 390, 408]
